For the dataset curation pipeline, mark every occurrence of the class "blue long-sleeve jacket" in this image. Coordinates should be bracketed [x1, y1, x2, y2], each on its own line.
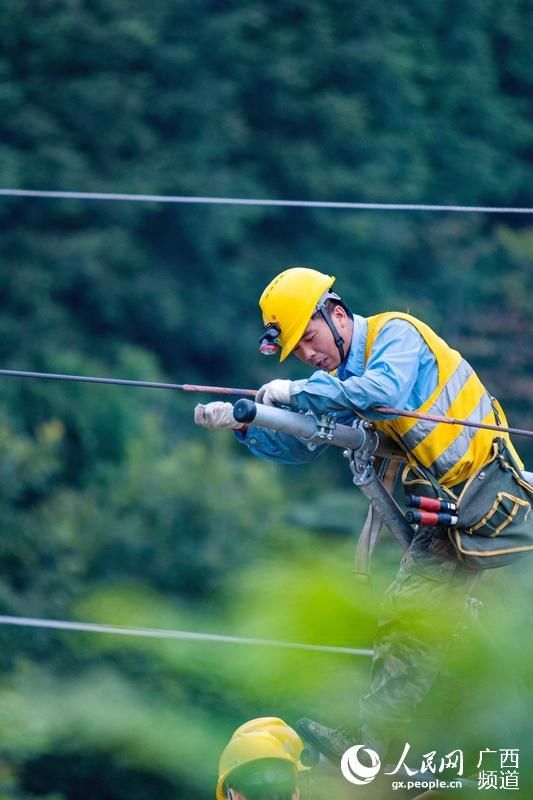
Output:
[236, 314, 438, 464]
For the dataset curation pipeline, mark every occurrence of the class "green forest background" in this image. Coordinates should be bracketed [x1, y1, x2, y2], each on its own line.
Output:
[1, 1, 533, 798]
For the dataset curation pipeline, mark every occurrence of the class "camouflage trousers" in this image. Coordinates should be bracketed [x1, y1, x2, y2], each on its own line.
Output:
[359, 524, 480, 759]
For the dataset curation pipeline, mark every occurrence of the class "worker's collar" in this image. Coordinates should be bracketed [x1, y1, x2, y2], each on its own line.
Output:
[334, 314, 368, 379]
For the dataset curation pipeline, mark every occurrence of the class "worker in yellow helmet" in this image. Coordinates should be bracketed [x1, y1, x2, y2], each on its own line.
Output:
[216, 717, 309, 800]
[196, 267, 532, 768]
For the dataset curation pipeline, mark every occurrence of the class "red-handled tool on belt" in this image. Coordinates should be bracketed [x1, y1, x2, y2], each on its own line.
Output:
[405, 495, 457, 513]
[405, 510, 458, 527]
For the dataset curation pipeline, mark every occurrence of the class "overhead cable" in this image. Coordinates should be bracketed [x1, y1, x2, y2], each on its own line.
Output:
[2, 368, 533, 440]
[373, 405, 533, 440]
[0, 368, 256, 397]
[1, 188, 533, 214]
[0, 615, 373, 657]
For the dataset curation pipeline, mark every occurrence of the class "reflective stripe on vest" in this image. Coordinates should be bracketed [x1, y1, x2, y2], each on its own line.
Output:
[364, 312, 523, 488]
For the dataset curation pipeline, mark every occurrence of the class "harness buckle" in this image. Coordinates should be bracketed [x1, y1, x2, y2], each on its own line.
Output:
[344, 420, 380, 486]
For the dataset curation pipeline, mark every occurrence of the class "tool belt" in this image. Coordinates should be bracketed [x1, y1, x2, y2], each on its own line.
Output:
[452, 440, 533, 568]
[403, 439, 533, 570]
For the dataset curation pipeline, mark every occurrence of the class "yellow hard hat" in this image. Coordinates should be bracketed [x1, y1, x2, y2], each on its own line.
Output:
[216, 717, 307, 800]
[259, 268, 336, 361]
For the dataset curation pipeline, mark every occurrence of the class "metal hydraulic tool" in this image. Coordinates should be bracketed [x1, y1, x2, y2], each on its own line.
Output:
[233, 400, 414, 559]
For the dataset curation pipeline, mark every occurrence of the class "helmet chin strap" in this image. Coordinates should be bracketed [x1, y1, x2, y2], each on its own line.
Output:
[316, 296, 346, 364]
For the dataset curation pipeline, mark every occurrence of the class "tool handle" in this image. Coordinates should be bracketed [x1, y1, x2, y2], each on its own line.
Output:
[405, 510, 458, 526]
[405, 495, 457, 513]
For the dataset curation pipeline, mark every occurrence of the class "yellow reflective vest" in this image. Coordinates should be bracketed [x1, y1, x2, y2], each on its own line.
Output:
[365, 312, 523, 488]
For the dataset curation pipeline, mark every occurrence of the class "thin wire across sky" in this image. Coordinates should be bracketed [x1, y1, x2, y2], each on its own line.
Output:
[1, 187, 533, 213]
[0, 615, 373, 657]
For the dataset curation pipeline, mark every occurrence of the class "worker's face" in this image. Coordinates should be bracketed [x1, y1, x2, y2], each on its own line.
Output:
[293, 305, 352, 371]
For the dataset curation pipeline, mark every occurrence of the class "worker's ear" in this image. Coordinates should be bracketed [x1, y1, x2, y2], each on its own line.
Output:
[331, 304, 349, 327]
[331, 303, 347, 320]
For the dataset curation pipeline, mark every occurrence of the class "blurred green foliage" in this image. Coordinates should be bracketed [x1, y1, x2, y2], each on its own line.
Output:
[0, 1, 533, 797]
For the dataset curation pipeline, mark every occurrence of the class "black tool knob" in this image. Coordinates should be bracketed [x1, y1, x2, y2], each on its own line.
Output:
[233, 399, 257, 423]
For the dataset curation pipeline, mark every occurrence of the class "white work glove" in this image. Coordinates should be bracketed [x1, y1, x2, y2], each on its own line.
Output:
[255, 379, 293, 407]
[194, 402, 242, 429]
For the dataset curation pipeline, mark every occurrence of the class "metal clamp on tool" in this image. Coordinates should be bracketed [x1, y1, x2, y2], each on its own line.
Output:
[344, 420, 380, 486]
[314, 413, 337, 442]
[343, 419, 414, 552]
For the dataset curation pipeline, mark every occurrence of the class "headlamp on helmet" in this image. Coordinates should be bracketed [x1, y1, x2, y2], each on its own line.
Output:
[258, 322, 281, 356]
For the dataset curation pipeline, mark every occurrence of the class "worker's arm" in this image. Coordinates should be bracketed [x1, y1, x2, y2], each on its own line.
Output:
[238, 377, 365, 463]
[234, 423, 331, 464]
[289, 320, 436, 417]
[234, 321, 434, 462]
[195, 322, 434, 462]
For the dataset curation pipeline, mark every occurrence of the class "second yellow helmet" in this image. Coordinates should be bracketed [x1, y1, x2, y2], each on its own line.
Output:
[216, 717, 307, 800]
